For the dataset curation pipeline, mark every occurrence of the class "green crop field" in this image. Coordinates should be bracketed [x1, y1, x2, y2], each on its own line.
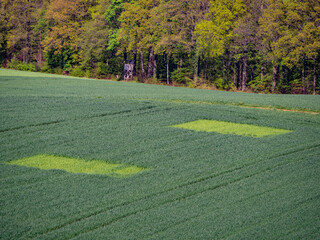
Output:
[1, 69, 320, 239]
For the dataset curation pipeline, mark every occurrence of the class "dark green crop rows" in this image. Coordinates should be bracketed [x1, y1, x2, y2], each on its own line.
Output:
[1, 69, 320, 239]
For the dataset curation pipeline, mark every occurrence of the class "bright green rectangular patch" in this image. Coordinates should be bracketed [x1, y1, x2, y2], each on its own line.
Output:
[7, 155, 147, 177]
[171, 120, 292, 138]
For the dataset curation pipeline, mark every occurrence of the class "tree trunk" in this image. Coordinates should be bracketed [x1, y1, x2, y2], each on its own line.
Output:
[179, 58, 183, 70]
[261, 64, 264, 82]
[167, 53, 170, 85]
[124, 51, 127, 64]
[121, 50, 127, 80]
[147, 47, 153, 78]
[153, 54, 157, 78]
[204, 60, 208, 81]
[242, 55, 247, 91]
[24, 31, 31, 63]
[37, 32, 43, 66]
[314, 58, 317, 95]
[193, 53, 199, 82]
[272, 62, 278, 93]
[232, 62, 237, 86]
[238, 60, 242, 89]
[225, 54, 231, 85]
[302, 56, 306, 94]
[23, 11, 31, 63]
[133, 51, 137, 76]
[140, 48, 145, 77]
[197, 56, 200, 79]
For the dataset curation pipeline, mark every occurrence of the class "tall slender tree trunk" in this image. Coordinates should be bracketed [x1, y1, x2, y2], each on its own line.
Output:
[302, 56, 306, 94]
[23, 11, 31, 63]
[232, 62, 237, 86]
[272, 62, 278, 93]
[124, 51, 127, 64]
[147, 47, 153, 78]
[193, 53, 199, 82]
[140, 48, 145, 77]
[314, 58, 317, 95]
[37, 33, 43, 66]
[24, 31, 31, 63]
[242, 55, 247, 91]
[153, 54, 157, 78]
[197, 56, 200, 80]
[166, 53, 170, 85]
[238, 60, 242, 89]
[133, 51, 137, 76]
[261, 64, 264, 82]
[122, 50, 127, 80]
[204, 60, 208, 81]
[224, 53, 231, 84]
[222, 58, 226, 81]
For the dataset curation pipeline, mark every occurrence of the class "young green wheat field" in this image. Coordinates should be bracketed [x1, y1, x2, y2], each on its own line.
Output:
[1, 69, 320, 239]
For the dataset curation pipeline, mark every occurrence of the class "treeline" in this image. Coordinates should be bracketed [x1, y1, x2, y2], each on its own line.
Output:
[0, 0, 319, 94]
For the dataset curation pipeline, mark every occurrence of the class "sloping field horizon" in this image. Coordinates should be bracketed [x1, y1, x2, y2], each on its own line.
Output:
[1, 69, 319, 239]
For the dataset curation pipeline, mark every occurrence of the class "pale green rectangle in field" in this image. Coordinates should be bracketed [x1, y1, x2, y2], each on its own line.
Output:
[7, 155, 147, 177]
[171, 120, 292, 137]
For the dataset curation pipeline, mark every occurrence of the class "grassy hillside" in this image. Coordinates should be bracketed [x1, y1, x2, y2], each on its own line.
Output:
[1, 69, 320, 239]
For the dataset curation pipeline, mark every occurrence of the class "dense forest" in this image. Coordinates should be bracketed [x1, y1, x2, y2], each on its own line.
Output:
[0, 0, 319, 94]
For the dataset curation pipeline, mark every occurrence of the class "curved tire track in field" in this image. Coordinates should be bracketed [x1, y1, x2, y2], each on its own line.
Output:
[0, 120, 67, 133]
[0, 104, 181, 191]
[142, 158, 320, 240]
[221, 194, 320, 240]
[0, 105, 159, 134]
[0, 172, 67, 192]
[31, 143, 320, 240]
[67, 151, 319, 240]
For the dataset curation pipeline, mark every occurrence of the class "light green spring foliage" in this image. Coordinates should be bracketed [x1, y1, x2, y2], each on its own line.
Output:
[8, 155, 146, 177]
[195, 0, 246, 58]
[258, 0, 320, 66]
[171, 120, 292, 137]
